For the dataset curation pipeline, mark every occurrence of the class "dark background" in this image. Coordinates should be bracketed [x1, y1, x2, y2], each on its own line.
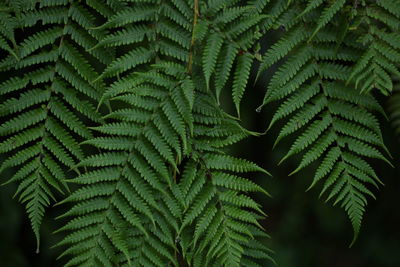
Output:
[1, 33, 400, 267]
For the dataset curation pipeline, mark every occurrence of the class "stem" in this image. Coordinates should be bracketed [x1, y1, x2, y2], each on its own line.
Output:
[187, 0, 199, 74]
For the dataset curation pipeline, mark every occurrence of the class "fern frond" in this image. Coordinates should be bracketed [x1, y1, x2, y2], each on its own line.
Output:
[0, 1, 111, 248]
[175, 91, 273, 267]
[259, 1, 390, 244]
[58, 60, 196, 264]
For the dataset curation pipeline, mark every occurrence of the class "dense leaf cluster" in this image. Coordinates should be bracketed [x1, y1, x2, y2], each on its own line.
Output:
[0, 0, 399, 266]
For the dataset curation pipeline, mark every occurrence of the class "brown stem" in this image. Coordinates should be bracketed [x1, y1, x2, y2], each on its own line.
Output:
[187, 0, 199, 74]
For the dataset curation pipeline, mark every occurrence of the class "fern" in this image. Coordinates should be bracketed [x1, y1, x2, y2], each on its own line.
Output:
[57, 67, 192, 265]
[54, 0, 192, 265]
[55, 0, 273, 265]
[0, 1, 20, 60]
[0, 0, 113, 249]
[258, 0, 391, 244]
[198, 1, 264, 113]
[1, 0, 399, 265]
[176, 90, 273, 267]
[347, 0, 400, 95]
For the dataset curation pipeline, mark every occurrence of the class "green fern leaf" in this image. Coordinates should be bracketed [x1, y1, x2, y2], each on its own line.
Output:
[0, 1, 111, 248]
[259, 1, 391, 243]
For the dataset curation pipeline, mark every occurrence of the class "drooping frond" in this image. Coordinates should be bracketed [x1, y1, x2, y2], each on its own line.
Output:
[258, 0, 391, 244]
[175, 91, 273, 267]
[57, 64, 196, 265]
[57, 0, 274, 263]
[56, 0, 197, 264]
[0, 0, 113, 248]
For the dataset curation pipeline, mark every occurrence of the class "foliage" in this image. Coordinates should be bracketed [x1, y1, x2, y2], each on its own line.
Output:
[256, 0, 394, 245]
[0, 0, 399, 266]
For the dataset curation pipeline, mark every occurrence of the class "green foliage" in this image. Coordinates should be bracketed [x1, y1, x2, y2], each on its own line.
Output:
[347, 0, 400, 95]
[257, 0, 394, 244]
[0, 0, 113, 249]
[54, 0, 271, 265]
[0, 0, 399, 265]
